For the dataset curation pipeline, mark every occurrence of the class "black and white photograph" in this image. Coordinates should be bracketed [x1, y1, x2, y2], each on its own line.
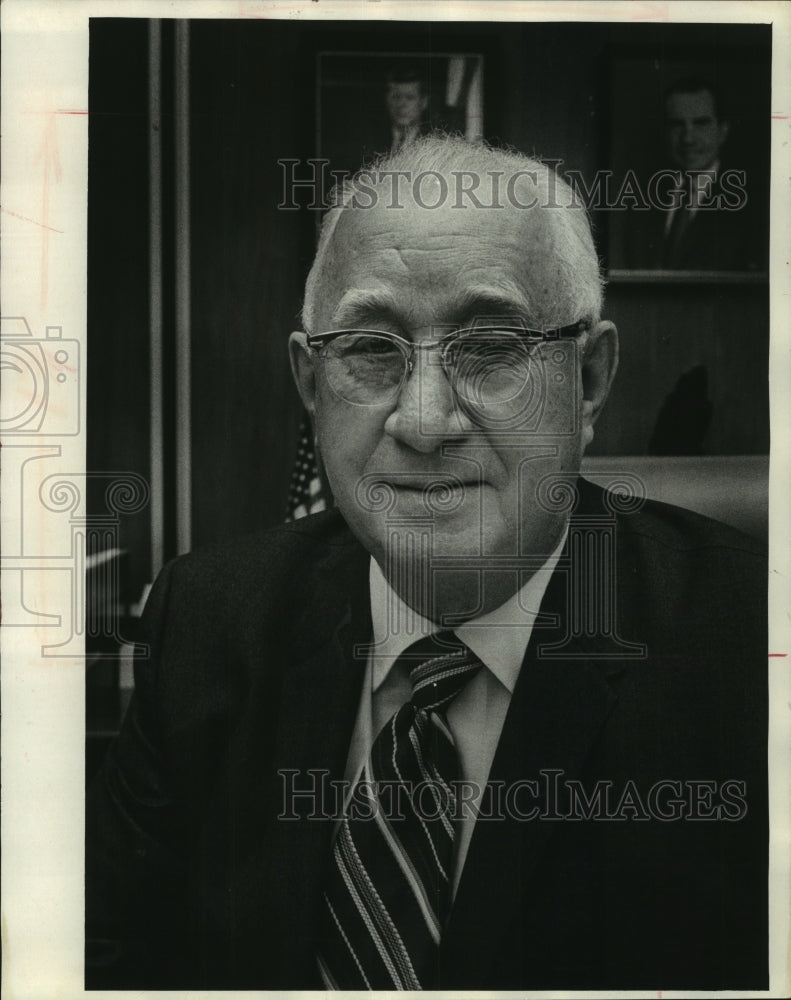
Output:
[1, 4, 789, 998]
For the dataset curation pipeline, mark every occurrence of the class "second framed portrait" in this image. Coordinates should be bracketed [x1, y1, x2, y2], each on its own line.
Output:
[605, 42, 770, 278]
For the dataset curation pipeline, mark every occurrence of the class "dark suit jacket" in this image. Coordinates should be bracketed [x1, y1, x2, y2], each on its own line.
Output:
[360, 118, 432, 165]
[86, 479, 768, 990]
[620, 169, 766, 271]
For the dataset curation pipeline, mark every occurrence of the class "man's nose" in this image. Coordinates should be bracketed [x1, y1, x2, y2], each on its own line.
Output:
[383, 350, 468, 452]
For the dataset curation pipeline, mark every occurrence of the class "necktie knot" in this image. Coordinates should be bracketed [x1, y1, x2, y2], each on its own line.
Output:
[401, 631, 482, 713]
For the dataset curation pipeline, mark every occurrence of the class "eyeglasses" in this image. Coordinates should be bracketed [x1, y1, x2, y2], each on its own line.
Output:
[306, 321, 588, 414]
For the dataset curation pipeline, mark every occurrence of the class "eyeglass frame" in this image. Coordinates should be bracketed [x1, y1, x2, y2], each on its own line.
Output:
[304, 320, 590, 399]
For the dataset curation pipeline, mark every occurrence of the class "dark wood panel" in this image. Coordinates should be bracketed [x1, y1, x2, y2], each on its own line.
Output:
[188, 22, 312, 544]
[88, 19, 152, 594]
[592, 280, 769, 455]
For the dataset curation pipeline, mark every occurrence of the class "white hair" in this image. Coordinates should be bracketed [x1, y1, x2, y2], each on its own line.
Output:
[302, 133, 604, 333]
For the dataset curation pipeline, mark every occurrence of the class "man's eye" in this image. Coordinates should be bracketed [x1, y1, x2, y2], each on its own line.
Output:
[338, 336, 399, 358]
[364, 338, 399, 355]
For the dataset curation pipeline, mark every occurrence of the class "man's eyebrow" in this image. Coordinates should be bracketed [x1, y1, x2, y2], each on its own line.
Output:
[329, 284, 535, 330]
[330, 289, 403, 328]
[451, 285, 533, 324]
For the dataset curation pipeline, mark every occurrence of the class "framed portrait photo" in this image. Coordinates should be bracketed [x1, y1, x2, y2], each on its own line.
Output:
[316, 51, 484, 179]
[604, 40, 770, 280]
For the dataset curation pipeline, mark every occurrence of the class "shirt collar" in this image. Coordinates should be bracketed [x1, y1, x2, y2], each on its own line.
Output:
[368, 526, 568, 695]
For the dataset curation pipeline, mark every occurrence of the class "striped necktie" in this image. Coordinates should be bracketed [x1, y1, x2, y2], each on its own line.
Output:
[316, 631, 482, 990]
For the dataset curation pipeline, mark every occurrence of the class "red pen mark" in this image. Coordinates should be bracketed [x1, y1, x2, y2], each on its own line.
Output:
[34, 113, 62, 307]
[56, 109, 89, 115]
[771, 114, 788, 120]
[769, 653, 788, 658]
[0, 205, 64, 234]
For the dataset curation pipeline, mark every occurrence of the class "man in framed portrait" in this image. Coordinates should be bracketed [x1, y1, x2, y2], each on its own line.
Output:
[624, 76, 763, 271]
[383, 64, 430, 152]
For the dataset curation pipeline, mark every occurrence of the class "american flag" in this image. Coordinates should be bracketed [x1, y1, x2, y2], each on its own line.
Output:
[285, 412, 332, 521]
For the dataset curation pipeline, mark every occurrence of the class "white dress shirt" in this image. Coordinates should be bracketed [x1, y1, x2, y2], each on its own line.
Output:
[342, 528, 567, 896]
[391, 123, 421, 151]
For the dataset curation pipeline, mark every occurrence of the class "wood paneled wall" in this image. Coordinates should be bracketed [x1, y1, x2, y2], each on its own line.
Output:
[594, 278, 769, 456]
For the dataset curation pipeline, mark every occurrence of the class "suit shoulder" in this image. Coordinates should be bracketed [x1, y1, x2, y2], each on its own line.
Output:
[578, 477, 765, 582]
[144, 508, 364, 622]
[612, 492, 766, 622]
[170, 508, 355, 576]
[623, 495, 765, 564]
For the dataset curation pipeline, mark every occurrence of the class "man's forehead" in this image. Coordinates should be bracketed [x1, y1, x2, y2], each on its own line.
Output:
[331, 182, 553, 259]
[319, 193, 555, 322]
[666, 89, 717, 118]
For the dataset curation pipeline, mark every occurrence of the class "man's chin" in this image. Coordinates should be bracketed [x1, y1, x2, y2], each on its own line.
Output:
[374, 538, 527, 623]
[359, 516, 488, 564]
[368, 516, 519, 574]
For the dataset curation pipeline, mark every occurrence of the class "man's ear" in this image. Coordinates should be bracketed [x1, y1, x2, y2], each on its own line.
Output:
[580, 320, 619, 451]
[289, 331, 317, 418]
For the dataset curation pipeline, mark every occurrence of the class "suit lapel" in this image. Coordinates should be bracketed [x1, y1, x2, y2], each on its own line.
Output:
[255, 537, 372, 985]
[439, 548, 629, 987]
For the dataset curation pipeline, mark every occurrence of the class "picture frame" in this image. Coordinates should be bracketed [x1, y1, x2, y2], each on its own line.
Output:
[316, 50, 484, 179]
[604, 41, 770, 281]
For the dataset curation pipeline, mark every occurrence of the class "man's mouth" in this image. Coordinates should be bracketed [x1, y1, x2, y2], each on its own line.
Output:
[388, 477, 484, 505]
[383, 476, 480, 492]
[354, 472, 486, 515]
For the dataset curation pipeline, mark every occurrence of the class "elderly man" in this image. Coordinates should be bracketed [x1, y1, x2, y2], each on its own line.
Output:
[86, 136, 767, 991]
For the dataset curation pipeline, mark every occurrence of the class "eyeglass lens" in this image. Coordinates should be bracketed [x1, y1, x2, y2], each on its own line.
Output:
[319, 331, 539, 412]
